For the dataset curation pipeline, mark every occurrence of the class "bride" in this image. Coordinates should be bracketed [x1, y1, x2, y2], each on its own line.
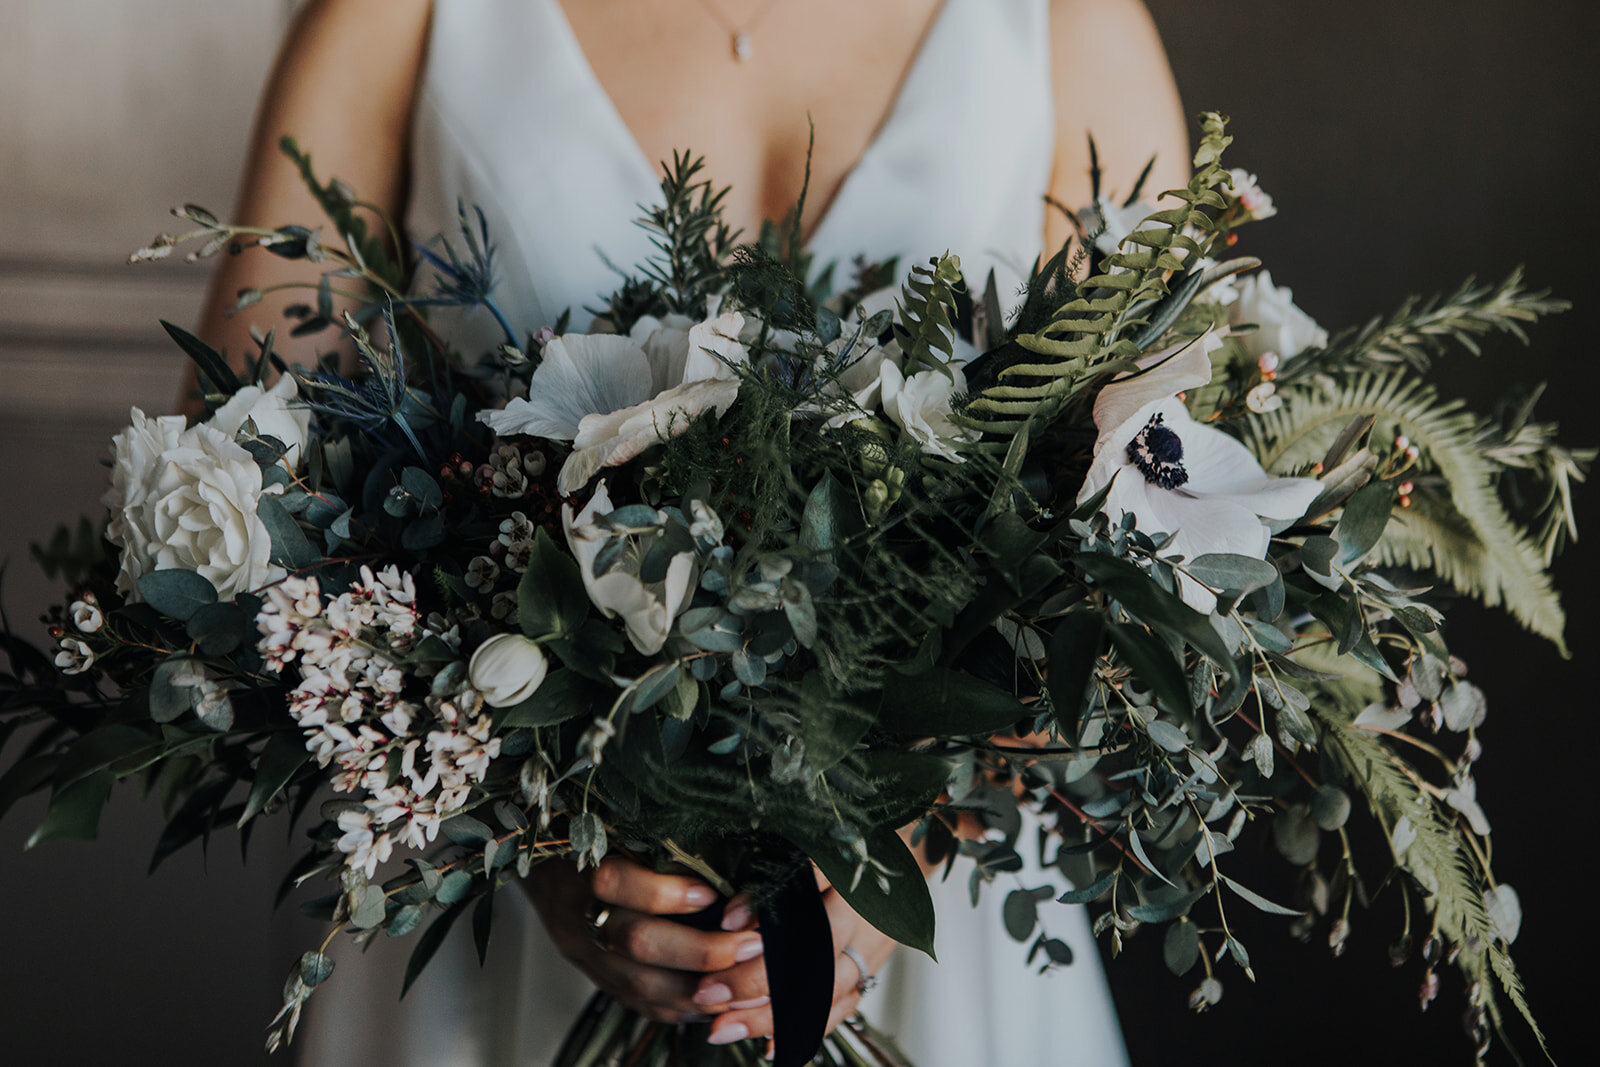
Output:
[190, 1, 1189, 1062]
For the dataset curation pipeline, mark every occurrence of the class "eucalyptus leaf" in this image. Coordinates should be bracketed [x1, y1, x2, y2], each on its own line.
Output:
[878, 668, 1030, 737]
[1163, 920, 1200, 975]
[518, 529, 590, 639]
[136, 569, 218, 622]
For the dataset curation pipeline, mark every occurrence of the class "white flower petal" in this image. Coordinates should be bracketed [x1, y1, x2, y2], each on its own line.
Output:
[480, 334, 654, 440]
[1093, 337, 1218, 445]
[683, 311, 748, 383]
[1483, 884, 1522, 944]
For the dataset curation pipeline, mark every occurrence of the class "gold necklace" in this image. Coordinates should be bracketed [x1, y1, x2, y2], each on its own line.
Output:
[693, 0, 785, 63]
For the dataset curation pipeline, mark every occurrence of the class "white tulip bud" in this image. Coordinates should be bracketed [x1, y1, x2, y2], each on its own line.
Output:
[468, 633, 549, 708]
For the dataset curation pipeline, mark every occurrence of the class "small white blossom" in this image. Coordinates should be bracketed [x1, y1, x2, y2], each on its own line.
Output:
[1226, 168, 1278, 221]
[465, 555, 501, 592]
[70, 599, 104, 634]
[55, 636, 96, 675]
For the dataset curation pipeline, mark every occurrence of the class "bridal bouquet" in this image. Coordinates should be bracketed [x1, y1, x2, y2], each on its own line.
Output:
[1, 114, 1582, 1065]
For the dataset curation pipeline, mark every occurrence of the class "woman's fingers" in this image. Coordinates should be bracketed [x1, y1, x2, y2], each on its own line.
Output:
[695, 886, 869, 1008]
[544, 915, 706, 1022]
[703, 947, 869, 1046]
[599, 907, 765, 973]
[589, 855, 719, 915]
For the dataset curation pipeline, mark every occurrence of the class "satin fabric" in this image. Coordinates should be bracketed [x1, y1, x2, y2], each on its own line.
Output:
[297, 2, 1129, 1063]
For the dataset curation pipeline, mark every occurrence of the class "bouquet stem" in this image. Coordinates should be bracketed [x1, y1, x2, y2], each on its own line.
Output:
[551, 993, 914, 1067]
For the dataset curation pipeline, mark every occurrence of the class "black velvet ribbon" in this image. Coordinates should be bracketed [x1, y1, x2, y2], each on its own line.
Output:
[755, 862, 834, 1067]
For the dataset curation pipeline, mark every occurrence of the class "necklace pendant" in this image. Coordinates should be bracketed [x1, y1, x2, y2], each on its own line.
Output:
[732, 31, 753, 62]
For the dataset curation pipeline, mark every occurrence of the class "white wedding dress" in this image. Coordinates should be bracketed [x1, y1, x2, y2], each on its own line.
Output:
[296, 1, 1129, 1063]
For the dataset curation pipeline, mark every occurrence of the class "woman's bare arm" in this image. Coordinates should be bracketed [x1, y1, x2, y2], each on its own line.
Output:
[1045, 0, 1191, 253]
[178, 0, 432, 418]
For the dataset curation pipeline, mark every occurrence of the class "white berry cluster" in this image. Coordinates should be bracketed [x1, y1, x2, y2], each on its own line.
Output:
[255, 565, 503, 877]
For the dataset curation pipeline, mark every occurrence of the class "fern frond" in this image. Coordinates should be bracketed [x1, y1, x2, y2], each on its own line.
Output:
[1473, 385, 1595, 564]
[1242, 373, 1568, 650]
[965, 113, 1235, 445]
[1295, 268, 1568, 375]
[895, 254, 964, 374]
[1321, 714, 1551, 1062]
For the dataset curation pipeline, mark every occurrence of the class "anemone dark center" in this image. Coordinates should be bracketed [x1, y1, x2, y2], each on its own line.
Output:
[1126, 414, 1189, 489]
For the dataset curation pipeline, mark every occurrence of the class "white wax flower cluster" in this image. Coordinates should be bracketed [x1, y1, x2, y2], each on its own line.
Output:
[104, 377, 311, 602]
[256, 565, 502, 878]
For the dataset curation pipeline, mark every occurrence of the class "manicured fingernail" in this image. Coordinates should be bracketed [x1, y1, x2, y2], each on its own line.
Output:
[708, 1023, 749, 1046]
[694, 983, 732, 1007]
[729, 995, 770, 1010]
[765, 1044, 776, 1062]
[735, 938, 765, 963]
[684, 885, 717, 908]
[721, 904, 753, 931]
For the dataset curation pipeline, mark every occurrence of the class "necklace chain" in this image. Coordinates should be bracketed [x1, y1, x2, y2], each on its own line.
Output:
[693, 0, 784, 62]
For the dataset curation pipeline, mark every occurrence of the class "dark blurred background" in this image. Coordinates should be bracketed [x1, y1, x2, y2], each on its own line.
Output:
[0, 1, 1594, 1064]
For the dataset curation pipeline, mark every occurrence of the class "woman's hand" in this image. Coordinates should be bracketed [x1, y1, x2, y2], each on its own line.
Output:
[523, 855, 766, 1024]
[692, 882, 897, 1048]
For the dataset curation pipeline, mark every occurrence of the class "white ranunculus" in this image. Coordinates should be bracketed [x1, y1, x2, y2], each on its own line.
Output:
[562, 481, 695, 655]
[880, 361, 978, 462]
[208, 375, 312, 467]
[1228, 271, 1327, 362]
[468, 633, 549, 707]
[480, 312, 748, 495]
[104, 410, 287, 601]
[1078, 335, 1323, 614]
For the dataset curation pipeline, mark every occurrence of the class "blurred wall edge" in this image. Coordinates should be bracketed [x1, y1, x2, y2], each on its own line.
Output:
[0, 3, 295, 1065]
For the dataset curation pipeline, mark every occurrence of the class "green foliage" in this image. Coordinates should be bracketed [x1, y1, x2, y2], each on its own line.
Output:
[962, 112, 1236, 445]
[1242, 371, 1569, 650]
[1298, 269, 1569, 375]
[278, 136, 403, 289]
[894, 253, 964, 374]
[1322, 711, 1550, 1060]
[624, 151, 742, 325]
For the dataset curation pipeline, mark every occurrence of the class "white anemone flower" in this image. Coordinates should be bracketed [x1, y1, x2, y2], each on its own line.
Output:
[562, 480, 695, 655]
[479, 311, 748, 494]
[1078, 334, 1323, 613]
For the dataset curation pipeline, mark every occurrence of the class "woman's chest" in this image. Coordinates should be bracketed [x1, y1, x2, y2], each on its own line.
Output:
[557, 0, 945, 238]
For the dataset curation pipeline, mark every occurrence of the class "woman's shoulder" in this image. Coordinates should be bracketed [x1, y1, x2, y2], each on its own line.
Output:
[244, 0, 434, 205]
[1046, 0, 1190, 209]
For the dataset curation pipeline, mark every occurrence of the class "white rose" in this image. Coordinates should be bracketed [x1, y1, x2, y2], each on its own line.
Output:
[104, 410, 286, 601]
[208, 375, 312, 468]
[1228, 271, 1328, 362]
[880, 361, 978, 462]
[468, 633, 550, 708]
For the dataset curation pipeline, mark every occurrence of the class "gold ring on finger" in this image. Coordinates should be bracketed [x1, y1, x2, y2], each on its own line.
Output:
[586, 904, 613, 950]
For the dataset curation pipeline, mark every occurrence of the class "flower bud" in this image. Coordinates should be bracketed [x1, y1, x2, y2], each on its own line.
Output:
[468, 633, 549, 708]
[70, 599, 104, 633]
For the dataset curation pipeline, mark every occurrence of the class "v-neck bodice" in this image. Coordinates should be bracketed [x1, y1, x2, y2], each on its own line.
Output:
[407, 0, 1056, 350]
